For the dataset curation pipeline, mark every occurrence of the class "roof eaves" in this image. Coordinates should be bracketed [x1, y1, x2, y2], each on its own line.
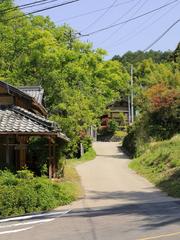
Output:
[0, 81, 32, 101]
[0, 81, 47, 116]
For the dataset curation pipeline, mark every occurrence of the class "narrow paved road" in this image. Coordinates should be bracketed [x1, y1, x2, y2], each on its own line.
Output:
[1, 142, 180, 240]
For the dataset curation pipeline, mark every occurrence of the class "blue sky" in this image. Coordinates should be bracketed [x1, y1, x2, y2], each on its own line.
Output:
[15, 0, 180, 58]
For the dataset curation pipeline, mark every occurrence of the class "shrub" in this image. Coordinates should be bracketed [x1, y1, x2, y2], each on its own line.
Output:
[114, 130, 127, 139]
[17, 185, 38, 213]
[0, 186, 23, 217]
[122, 115, 149, 157]
[118, 112, 127, 126]
[123, 84, 180, 156]
[34, 179, 59, 210]
[0, 171, 78, 217]
[0, 170, 18, 186]
[80, 135, 92, 153]
[65, 136, 81, 158]
[108, 119, 119, 133]
[16, 170, 34, 180]
[145, 83, 180, 139]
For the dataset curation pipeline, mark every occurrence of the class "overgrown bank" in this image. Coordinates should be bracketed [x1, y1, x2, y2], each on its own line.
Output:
[122, 78, 180, 198]
[129, 135, 180, 197]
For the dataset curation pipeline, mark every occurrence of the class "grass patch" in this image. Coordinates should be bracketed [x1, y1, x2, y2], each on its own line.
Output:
[68, 147, 96, 166]
[129, 135, 180, 197]
[64, 147, 96, 198]
[63, 162, 83, 199]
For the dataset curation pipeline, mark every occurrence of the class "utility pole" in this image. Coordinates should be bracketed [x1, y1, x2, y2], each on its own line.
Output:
[128, 96, 131, 125]
[130, 64, 134, 123]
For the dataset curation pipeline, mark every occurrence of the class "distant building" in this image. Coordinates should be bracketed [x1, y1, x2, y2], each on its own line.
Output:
[100, 100, 130, 129]
[108, 100, 129, 125]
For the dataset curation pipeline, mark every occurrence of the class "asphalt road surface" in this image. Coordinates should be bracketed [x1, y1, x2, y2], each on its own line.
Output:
[0, 142, 180, 240]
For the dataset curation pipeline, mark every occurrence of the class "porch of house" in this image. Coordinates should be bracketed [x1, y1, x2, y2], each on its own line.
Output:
[0, 134, 62, 178]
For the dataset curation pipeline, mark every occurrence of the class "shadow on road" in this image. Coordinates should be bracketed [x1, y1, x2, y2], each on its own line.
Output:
[96, 154, 128, 159]
[63, 190, 180, 230]
[86, 189, 167, 201]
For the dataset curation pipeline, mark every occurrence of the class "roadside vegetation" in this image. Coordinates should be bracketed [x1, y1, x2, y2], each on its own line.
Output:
[121, 45, 180, 197]
[0, 170, 76, 217]
[123, 82, 179, 157]
[129, 135, 180, 197]
[0, 146, 96, 218]
[70, 147, 96, 165]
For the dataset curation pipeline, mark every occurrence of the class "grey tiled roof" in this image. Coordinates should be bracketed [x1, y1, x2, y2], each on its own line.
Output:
[0, 106, 69, 141]
[19, 86, 44, 104]
[0, 81, 47, 116]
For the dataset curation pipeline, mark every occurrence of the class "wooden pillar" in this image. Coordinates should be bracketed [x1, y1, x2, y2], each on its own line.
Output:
[52, 143, 56, 178]
[17, 136, 28, 170]
[48, 137, 57, 179]
[5, 135, 10, 165]
[48, 138, 52, 179]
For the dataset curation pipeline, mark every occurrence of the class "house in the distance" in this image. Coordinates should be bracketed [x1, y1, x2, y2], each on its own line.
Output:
[101, 100, 130, 129]
[0, 81, 69, 178]
[108, 100, 129, 125]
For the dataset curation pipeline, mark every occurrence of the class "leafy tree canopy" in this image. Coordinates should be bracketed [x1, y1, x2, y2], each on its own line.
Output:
[112, 50, 172, 66]
[0, 1, 129, 156]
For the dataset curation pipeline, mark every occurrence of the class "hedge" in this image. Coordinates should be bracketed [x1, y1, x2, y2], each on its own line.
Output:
[0, 170, 76, 217]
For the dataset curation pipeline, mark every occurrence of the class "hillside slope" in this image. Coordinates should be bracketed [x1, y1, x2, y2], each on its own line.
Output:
[129, 135, 180, 197]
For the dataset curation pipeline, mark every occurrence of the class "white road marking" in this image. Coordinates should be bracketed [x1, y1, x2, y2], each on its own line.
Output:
[0, 227, 33, 235]
[0, 218, 55, 229]
[0, 210, 71, 223]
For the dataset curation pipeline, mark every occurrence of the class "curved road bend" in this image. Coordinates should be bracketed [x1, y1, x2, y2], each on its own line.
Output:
[1, 142, 180, 240]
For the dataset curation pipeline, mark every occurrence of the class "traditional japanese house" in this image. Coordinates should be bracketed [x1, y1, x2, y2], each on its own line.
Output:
[108, 100, 129, 125]
[0, 81, 69, 178]
[100, 100, 130, 129]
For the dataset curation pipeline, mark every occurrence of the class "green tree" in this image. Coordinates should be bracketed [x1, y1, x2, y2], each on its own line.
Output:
[112, 50, 172, 66]
[0, 1, 129, 156]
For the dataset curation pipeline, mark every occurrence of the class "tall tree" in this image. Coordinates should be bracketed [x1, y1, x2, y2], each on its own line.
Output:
[0, 1, 129, 155]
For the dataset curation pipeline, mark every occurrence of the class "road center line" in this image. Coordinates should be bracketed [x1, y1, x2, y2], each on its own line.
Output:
[138, 231, 180, 240]
[0, 218, 55, 229]
[0, 227, 33, 235]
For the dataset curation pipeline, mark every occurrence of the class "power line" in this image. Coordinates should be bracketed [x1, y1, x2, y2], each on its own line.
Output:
[81, 0, 119, 32]
[55, 0, 136, 23]
[107, 0, 142, 26]
[99, 0, 145, 45]
[112, 1, 179, 49]
[18, 0, 52, 8]
[4, 0, 79, 22]
[144, 18, 180, 51]
[20, 0, 62, 11]
[0, 0, 54, 12]
[78, 0, 179, 37]
[1, 1, 64, 14]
